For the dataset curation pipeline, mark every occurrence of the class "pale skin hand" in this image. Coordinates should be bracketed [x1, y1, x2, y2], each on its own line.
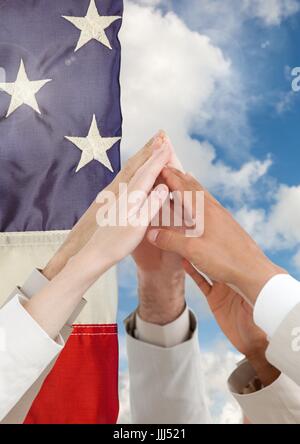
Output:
[183, 260, 280, 386]
[147, 167, 285, 305]
[43, 130, 186, 326]
[43, 130, 167, 280]
[24, 143, 171, 339]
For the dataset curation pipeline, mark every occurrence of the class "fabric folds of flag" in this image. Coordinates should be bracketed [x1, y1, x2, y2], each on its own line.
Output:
[0, 0, 123, 424]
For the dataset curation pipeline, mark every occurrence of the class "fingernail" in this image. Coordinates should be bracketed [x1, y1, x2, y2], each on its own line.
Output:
[152, 142, 168, 156]
[151, 135, 161, 146]
[152, 139, 163, 151]
[151, 133, 162, 148]
[156, 129, 166, 138]
[148, 229, 159, 243]
[152, 130, 167, 149]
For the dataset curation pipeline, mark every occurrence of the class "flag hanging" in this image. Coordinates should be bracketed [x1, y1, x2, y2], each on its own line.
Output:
[0, 0, 123, 424]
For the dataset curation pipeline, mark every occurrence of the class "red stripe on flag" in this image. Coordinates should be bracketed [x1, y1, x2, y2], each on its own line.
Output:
[24, 324, 119, 424]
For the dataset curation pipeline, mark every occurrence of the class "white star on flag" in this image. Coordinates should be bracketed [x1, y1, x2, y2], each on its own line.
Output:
[65, 114, 121, 172]
[0, 59, 51, 117]
[62, 0, 122, 51]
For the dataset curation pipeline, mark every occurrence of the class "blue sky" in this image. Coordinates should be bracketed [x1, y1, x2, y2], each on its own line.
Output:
[117, 0, 300, 423]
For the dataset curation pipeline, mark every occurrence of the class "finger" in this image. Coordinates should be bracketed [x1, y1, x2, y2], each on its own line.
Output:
[183, 259, 212, 296]
[128, 143, 171, 198]
[164, 135, 185, 173]
[161, 168, 200, 197]
[147, 226, 189, 257]
[127, 183, 169, 227]
[161, 169, 202, 227]
[162, 167, 219, 210]
[185, 173, 220, 207]
[115, 130, 166, 186]
[162, 166, 187, 184]
[142, 184, 170, 225]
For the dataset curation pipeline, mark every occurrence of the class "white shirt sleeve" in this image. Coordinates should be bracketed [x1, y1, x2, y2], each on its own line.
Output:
[0, 294, 63, 421]
[228, 359, 300, 424]
[135, 306, 190, 348]
[253, 274, 300, 337]
[0, 269, 86, 424]
[125, 309, 212, 424]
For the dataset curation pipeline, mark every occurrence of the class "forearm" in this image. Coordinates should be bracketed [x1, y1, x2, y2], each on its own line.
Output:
[24, 246, 108, 339]
[137, 268, 186, 325]
[42, 211, 98, 281]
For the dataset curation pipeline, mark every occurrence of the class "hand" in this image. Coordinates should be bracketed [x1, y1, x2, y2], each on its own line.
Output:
[184, 261, 280, 386]
[43, 130, 167, 280]
[73, 143, 172, 285]
[25, 143, 171, 339]
[147, 168, 285, 304]
[132, 136, 186, 325]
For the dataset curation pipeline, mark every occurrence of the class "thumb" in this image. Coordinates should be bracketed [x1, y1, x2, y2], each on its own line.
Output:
[147, 228, 188, 255]
[183, 259, 212, 296]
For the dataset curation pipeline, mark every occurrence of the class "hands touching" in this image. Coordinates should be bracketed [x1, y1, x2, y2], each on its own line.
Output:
[147, 167, 284, 305]
[43, 131, 169, 280]
[142, 165, 284, 384]
[76, 141, 171, 283]
[132, 139, 186, 325]
[36, 131, 283, 375]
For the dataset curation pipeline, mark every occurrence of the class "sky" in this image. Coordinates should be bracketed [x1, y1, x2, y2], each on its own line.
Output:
[116, 0, 300, 424]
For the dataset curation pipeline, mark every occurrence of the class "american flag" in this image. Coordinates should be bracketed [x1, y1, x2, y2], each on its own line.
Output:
[0, 0, 123, 423]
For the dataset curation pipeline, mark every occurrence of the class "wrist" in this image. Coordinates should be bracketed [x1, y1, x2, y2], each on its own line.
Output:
[43, 237, 80, 280]
[62, 242, 111, 294]
[137, 269, 186, 325]
[246, 349, 281, 387]
[233, 254, 286, 305]
[43, 250, 69, 280]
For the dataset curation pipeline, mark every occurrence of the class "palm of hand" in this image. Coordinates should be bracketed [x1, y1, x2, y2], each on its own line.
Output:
[207, 283, 268, 357]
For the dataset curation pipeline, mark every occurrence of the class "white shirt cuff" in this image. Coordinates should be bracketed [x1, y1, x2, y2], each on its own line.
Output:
[19, 269, 86, 327]
[0, 294, 63, 364]
[21, 268, 49, 298]
[254, 274, 300, 337]
[135, 306, 190, 348]
[228, 359, 300, 424]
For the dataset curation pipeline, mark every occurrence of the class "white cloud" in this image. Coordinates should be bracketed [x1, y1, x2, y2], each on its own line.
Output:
[261, 40, 271, 49]
[293, 248, 300, 270]
[249, 0, 300, 25]
[235, 185, 300, 253]
[120, 1, 271, 200]
[219, 401, 243, 424]
[118, 371, 132, 424]
[201, 344, 243, 424]
[120, 1, 231, 144]
[276, 91, 297, 114]
[133, 0, 300, 46]
[134, 0, 161, 5]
